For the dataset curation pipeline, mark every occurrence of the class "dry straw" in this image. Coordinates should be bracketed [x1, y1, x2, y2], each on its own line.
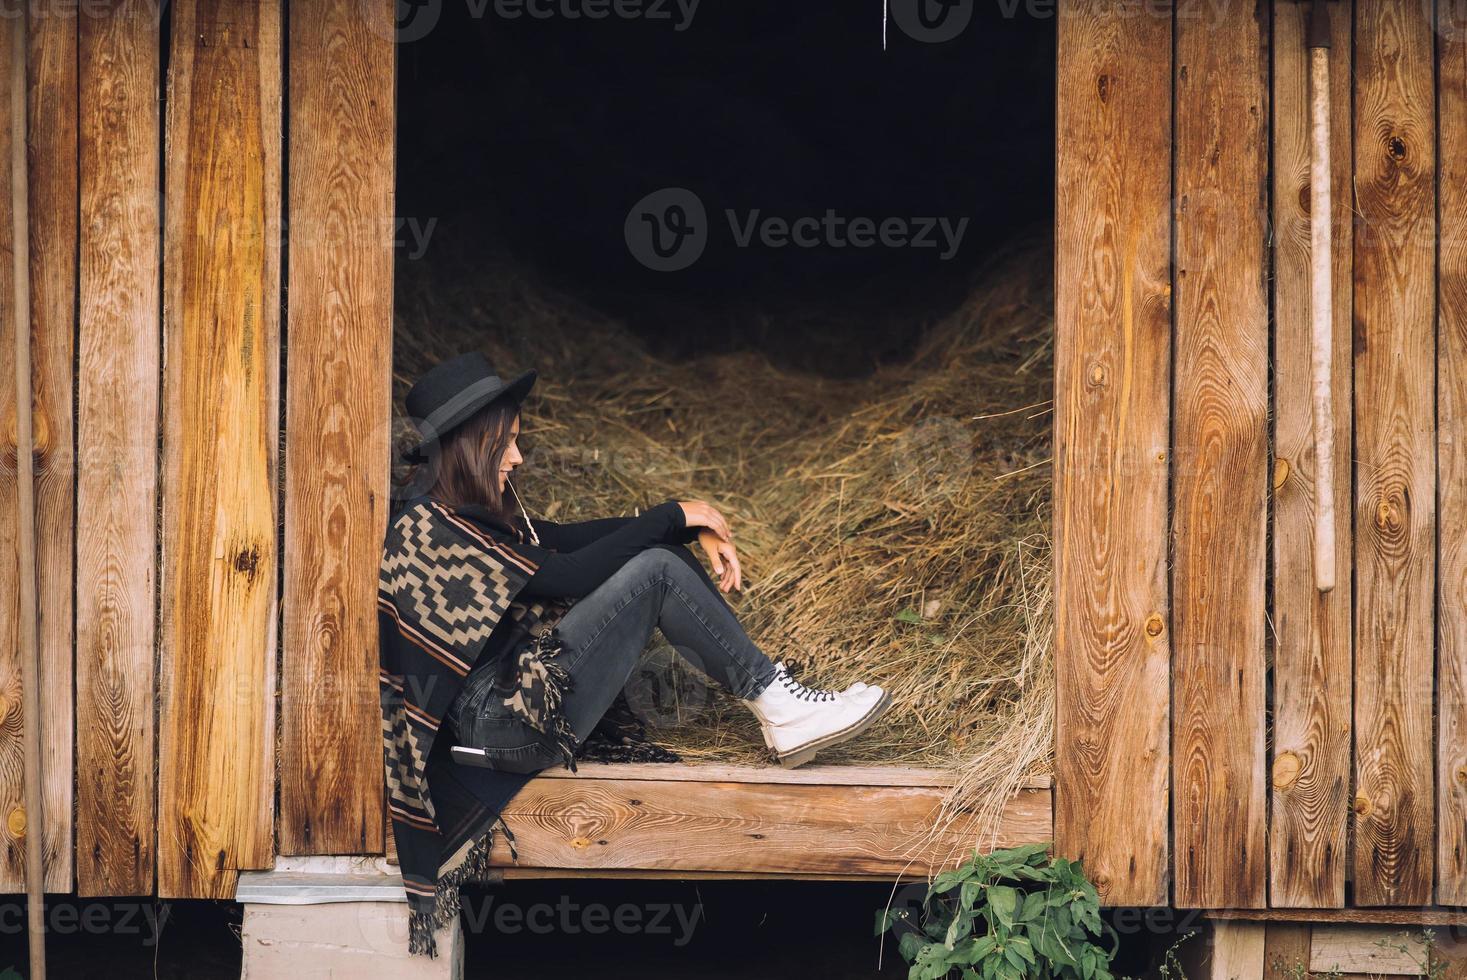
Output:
[395, 235, 1055, 860]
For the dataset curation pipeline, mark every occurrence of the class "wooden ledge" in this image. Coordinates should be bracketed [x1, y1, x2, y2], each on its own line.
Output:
[488, 762, 1052, 879]
[532, 761, 1051, 790]
[1204, 907, 1467, 928]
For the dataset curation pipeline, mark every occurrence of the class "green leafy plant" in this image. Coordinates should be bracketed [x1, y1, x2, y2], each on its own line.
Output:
[875, 842, 1117, 980]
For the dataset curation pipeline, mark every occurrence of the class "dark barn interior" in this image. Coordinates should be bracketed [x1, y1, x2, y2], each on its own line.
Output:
[391, 0, 1058, 778]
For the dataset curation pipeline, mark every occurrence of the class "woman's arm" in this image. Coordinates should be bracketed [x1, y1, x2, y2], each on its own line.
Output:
[517, 500, 690, 599]
[533, 511, 698, 551]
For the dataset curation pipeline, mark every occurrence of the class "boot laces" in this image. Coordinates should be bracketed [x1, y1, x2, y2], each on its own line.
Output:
[778, 666, 838, 702]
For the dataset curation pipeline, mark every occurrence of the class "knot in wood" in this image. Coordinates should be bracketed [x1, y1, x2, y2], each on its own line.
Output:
[1144, 614, 1164, 638]
[1272, 751, 1301, 791]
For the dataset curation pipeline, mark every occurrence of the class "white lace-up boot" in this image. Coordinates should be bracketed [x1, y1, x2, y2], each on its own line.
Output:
[746, 661, 892, 768]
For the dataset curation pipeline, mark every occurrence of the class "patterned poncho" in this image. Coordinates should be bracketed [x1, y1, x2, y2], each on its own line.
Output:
[379, 494, 577, 956]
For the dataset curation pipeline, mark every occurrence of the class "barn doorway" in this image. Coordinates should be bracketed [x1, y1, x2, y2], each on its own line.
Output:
[392, 0, 1056, 782]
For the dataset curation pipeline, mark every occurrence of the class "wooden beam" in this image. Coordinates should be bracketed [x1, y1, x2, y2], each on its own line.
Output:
[1352, 0, 1437, 907]
[76, 0, 161, 898]
[1436, 0, 1467, 910]
[1053, 0, 1173, 908]
[1209, 907, 1467, 927]
[159, 0, 282, 899]
[1268, 0, 1353, 910]
[528, 762, 1049, 788]
[0, 0, 77, 894]
[1172, 0, 1270, 909]
[279, 0, 395, 857]
[488, 767, 1050, 878]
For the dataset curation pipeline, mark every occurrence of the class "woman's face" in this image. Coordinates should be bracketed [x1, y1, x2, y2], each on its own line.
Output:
[492, 413, 523, 493]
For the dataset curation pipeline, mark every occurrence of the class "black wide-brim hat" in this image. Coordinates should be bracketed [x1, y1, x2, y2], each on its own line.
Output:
[403, 352, 536, 462]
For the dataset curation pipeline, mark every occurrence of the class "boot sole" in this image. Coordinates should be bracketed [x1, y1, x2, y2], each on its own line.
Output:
[771, 690, 893, 769]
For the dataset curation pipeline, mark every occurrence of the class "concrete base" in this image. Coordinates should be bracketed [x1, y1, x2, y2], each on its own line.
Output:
[239, 857, 463, 979]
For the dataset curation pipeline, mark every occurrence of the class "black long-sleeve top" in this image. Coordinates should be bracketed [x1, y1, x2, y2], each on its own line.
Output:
[512, 501, 699, 599]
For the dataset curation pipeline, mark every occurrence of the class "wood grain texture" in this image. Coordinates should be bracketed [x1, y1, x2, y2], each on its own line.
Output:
[1269, 0, 1353, 910]
[1206, 921, 1266, 980]
[0, 2, 77, 893]
[1351, 0, 1436, 908]
[1172, 0, 1270, 909]
[1053, 0, 1172, 907]
[488, 770, 1050, 877]
[1310, 926, 1430, 976]
[279, 0, 395, 857]
[1437, 0, 1467, 909]
[158, 0, 282, 899]
[1263, 923, 1312, 980]
[75, 0, 161, 897]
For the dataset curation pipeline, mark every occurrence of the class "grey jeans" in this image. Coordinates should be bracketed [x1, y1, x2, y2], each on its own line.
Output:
[448, 544, 780, 773]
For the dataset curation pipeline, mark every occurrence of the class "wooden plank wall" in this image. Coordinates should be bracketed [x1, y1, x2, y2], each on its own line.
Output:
[1351, 0, 1436, 908]
[76, 0, 161, 897]
[1269, 0, 1353, 910]
[0, 2, 77, 894]
[1053, 0, 1174, 907]
[279, 0, 395, 857]
[157, 0, 283, 899]
[1440, 0, 1467, 910]
[1171, 0, 1270, 909]
[1058, 0, 1466, 913]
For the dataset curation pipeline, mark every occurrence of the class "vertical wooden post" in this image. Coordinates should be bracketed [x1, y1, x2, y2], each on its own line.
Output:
[1, 0, 78, 897]
[1436, 0, 1467, 909]
[280, 0, 396, 856]
[1269, 0, 1353, 910]
[6, 11, 47, 976]
[1054, 0, 1173, 907]
[1352, 0, 1436, 908]
[76, 0, 162, 897]
[1172, 0, 1271, 909]
[159, 0, 283, 899]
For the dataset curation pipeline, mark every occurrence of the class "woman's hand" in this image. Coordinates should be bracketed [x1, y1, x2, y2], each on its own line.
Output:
[697, 529, 743, 593]
[676, 500, 732, 542]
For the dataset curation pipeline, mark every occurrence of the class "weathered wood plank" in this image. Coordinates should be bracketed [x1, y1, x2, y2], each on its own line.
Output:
[1209, 908, 1467, 927]
[1053, 0, 1172, 908]
[279, 0, 395, 858]
[75, 0, 161, 898]
[0, 2, 77, 893]
[1206, 921, 1266, 980]
[1437, 0, 1467, 909]
[1172, 0, 1270, 909]
[1263, 923, 1312, 980]
[1268, 0, 1353, 910]
[1311, 926, 1430, 976]
[489, 776, 1050, 877]
[1352, 0, 1436, 908]
[158, 0, 282, 899]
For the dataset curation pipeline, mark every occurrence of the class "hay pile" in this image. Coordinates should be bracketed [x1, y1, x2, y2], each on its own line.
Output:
[393, 236, 1054, 839]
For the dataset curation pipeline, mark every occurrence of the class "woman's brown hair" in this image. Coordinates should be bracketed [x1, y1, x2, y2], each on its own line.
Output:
[427, 399, 522, 530]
